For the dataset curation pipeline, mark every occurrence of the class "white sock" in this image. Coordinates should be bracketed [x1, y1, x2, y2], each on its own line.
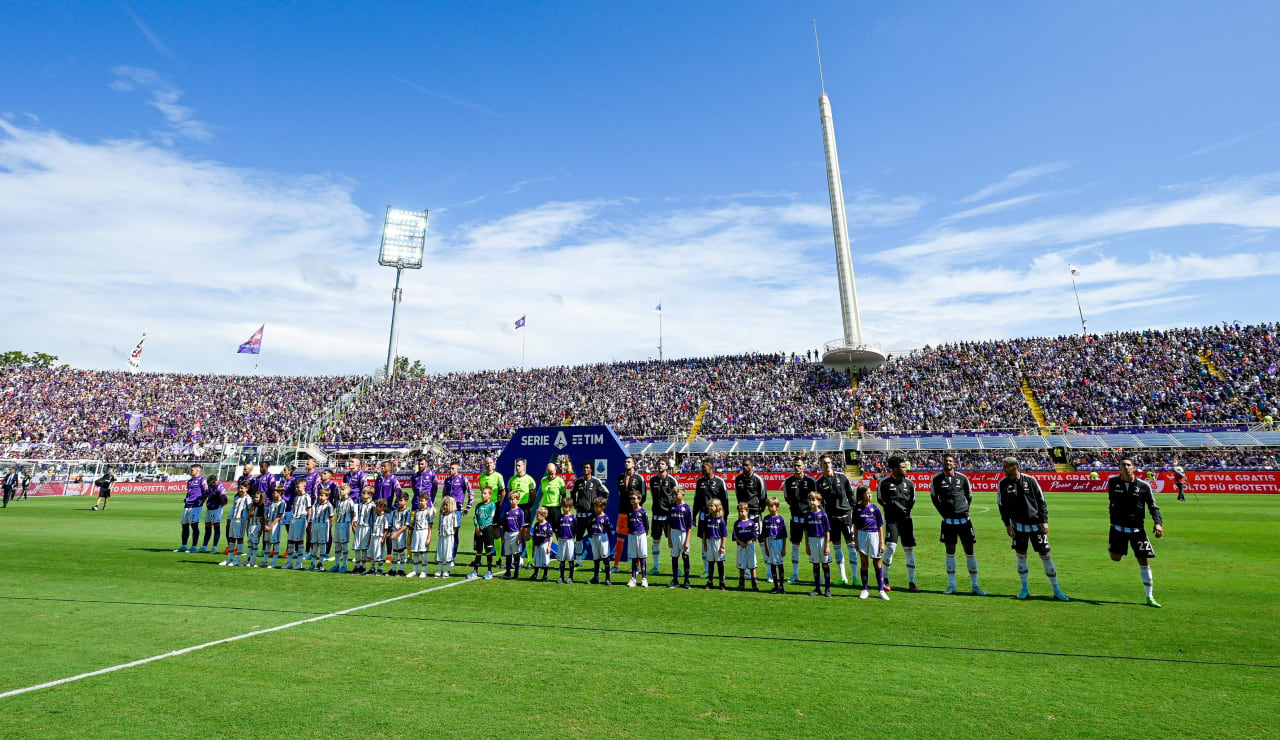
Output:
[904, 547, 916, 583]
[945, 555, 956, 588]
[967, 554, 979, 589]
[1016, 553, 1029, 590]
[1140, 565, 1153, 598]
[651, 541, 661, 561]
[846, 545, 858, 579]
[791, 547, 800, 578]
[1040, 554, 1059, 589]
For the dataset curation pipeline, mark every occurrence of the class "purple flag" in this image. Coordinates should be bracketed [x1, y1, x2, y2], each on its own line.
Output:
[238, 325, 264, 354]
[515, 316, 525, 329]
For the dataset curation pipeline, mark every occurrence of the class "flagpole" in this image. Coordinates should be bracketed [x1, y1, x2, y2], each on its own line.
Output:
[1070, 267, 1087, 335]
[658, 306, 663, 361]
[521, 324, 526, 373]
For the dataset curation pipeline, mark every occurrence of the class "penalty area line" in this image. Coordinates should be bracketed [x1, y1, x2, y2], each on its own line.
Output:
[0, 578, 472, 700]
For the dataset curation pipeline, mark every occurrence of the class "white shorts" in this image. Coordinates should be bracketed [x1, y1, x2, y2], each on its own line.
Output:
[227, 520, 245, 540]
[411, 529, 431, 553]
[628, 533, 649, 560]
[310, 522, 330, 545]
[556, 537, 576, 562]
[590, 534, 611, 560]
[265, 523, 282, 545]
[368, 538, 385, 560]
[807, 536, 830, 564]
[181, 506, 202, 525]
[204, 508, 223, 524]
[246, 522, 263, 544]
[736, 542, 758, 570]
[857, 529, 882, 559]
[503, 531, 522, 557]
[669, 529, 689, 555]
[703, 537, 724, 562]
[764, 538, 785, 565]
[533, 542, 552, 568]
[333, 521, 351, 544]
[353, 526, 371, 550]
[389, 532, 408, 552]
[436, 533, 455, 563]
[288, 518, 308, 541]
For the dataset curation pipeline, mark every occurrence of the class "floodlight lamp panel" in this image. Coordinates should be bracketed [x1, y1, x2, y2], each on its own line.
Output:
[378, 205, 428, 269]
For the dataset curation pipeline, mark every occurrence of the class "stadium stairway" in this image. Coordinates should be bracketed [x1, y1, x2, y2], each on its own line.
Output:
[1197, 351, 1227, 380]
[1019, 378, 1074, 472]
[686, 401, 709, 443]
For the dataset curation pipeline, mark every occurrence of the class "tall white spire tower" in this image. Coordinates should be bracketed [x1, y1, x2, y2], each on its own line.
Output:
[813, 21, 885, 371]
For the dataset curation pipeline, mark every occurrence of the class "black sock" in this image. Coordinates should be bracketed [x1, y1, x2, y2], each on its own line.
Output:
[559, 561, 566, 579]
[682, 554, 691, 578]
[181, 523, 190, 546]
[861, 567, 868, 587]
[671, 557, 679, 579]
[822, 564, 831, 589]
[717, 562, 725, 584]
[593, 561, 600, 579]
[569, 562, 576, 578]
[812, 564, 821, 587]
[211, 526, 221, 549]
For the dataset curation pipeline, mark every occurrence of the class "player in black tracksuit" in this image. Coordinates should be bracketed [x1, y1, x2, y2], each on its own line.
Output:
[647, 459, 679, 574]
[571, 462, 608, 564]
[816, 454, 858, 586]
[692, 461, 729, 578]
[877, 456, 918, 592]
[734, 460, 768, 578]
[997, 457, 1068, 601]
[931, 454, 984, 595]
[783, 459, 817, 583]
[1107, 458, 1165, 607]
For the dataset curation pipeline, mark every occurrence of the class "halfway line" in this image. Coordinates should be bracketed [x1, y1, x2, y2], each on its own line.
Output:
[0, 578, 471, 700]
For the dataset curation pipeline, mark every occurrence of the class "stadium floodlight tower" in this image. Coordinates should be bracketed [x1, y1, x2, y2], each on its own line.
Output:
[813, 21, 885, 373]
[378, 206, 428, 379]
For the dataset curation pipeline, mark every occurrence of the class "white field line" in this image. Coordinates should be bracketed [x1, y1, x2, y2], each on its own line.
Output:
[910, 505, 992, 520]
[0, 578, 472, 700]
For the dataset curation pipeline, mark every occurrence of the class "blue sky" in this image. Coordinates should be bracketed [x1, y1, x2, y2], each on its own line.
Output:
[2, 1, 1278, 374]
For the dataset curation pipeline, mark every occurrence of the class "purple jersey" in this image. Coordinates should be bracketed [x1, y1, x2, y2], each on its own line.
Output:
[629, 507, 649, 535]
[705, 516, 727, 539]
[531, 521, 553, 545]
[253, 473, 274, 498]
[733, 518, 757, 544]
[410, 469, 438, 509]
[304, 471, 321, 496]
[183, 476, 208, 507]
[590, 513, 613, 536]
[503, 506, 526, 533]
[318, 480, 339, 503]
[373, 474, 400, 506]
[853, 503, 884, 533]
[805, 510, 830, 538]
[557, 512, 577, 540]
[763, 513, 787, 540]
[670, 503, 693, 532]
[344, 469, 367, 497]
[441, 474, 473, 512]
[204, 482, 227, 511]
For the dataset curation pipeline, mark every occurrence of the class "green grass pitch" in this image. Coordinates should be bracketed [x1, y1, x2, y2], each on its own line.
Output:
[1, 492, 1277, 738]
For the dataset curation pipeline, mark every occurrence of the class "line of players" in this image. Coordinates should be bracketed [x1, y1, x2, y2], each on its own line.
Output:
[172, 450, 1167, 606]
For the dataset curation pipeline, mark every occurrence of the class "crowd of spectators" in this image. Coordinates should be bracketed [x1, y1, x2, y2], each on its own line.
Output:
[0, 367, 356, 461]
[2, 324, 1276, 467]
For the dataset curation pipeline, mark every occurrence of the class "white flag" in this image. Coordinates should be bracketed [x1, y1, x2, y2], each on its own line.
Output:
[126, 329, 148, 374]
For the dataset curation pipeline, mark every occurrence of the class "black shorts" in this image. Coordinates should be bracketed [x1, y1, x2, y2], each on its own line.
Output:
[789, 518, 806, 545]
[828, 514, 854, 545]
[1108, 528, 1155, 559]
[546, 506, 563, 532]
[1009, 526, 1051, 555]
[939, 519, 976, 547]
[650, 515, 671, 539]
[473, 527, 495, 555]
[98, 490, 111, 499]
[574, 514, 592, 541]
[885, 518, 916, 548]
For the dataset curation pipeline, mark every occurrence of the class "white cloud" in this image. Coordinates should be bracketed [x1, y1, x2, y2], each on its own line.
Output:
[1185, 122, 1279, 158]
[874, 175, 1280, 264]
[959, 162, 1069, 204]
[943, 192, 1046, 221]
[110, 67, 211, 143]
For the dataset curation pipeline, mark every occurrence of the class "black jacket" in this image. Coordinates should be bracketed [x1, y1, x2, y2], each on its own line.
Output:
[733, 472, 768, 515]
[817, 472, 855, 516]
[693, 474, 729, 521]
[1107, 476, 1163, 528]
[616, 472, 646, 514]
[648, 473, 678, 517]
[930, 472, 971, 518]
[783, 474, 817, 520]
[998, 475, 1048, 526]
[876, 475, 916, 522]
[571, 476, 609, 514]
